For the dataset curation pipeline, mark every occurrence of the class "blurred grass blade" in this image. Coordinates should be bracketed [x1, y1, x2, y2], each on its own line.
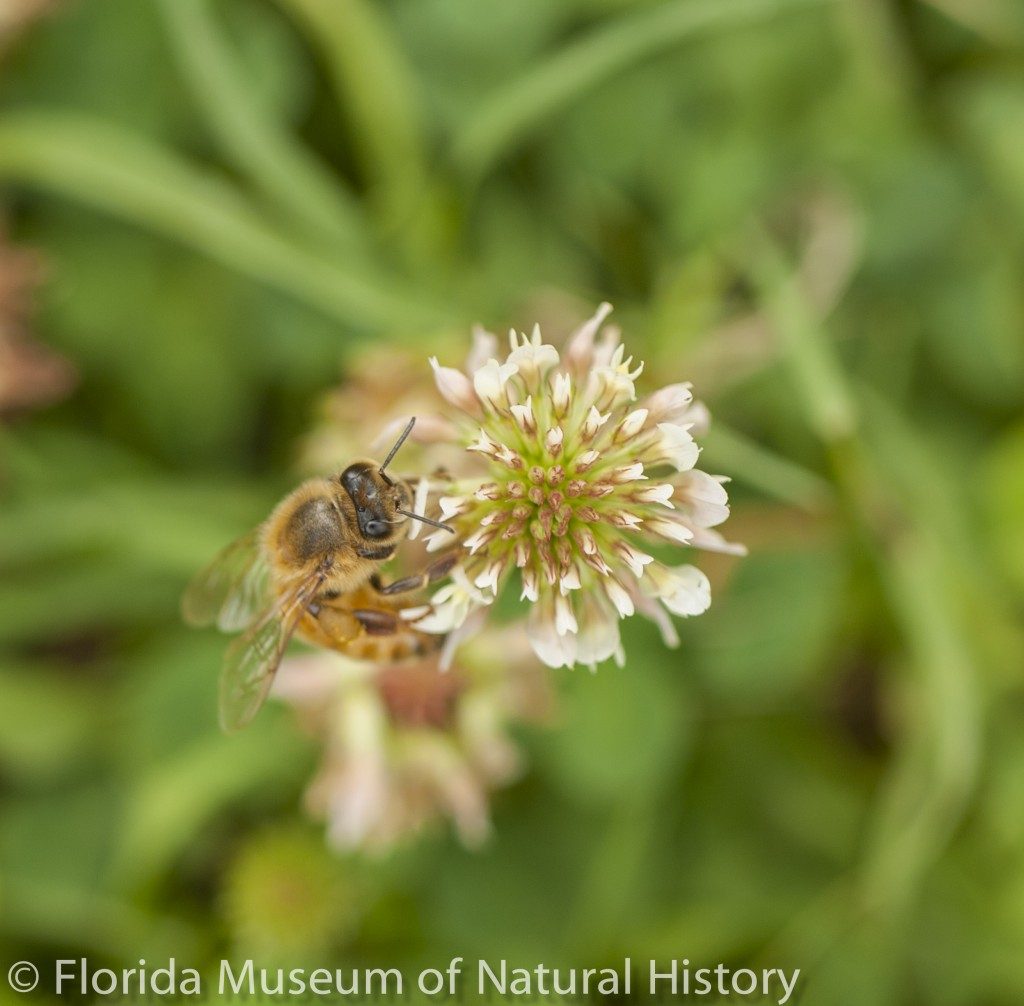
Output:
[272, 0, 430, 233]
[859, 529, 982, 912]
[453, 0, 836, 178]
[0, 112, 444, 330]
[115, 722, 309, 890]
[748, 233, 984, 916]
[745, 225, 858, 444]
[1, 877, 200, 961]
[918, 0, 1024, 46]
[156, 0, 370, 255]
[704, 422, 834, 511]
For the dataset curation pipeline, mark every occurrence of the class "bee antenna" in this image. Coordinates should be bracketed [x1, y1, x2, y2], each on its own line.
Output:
[397, 509, 456, 534]
[378, 417, 416, 485]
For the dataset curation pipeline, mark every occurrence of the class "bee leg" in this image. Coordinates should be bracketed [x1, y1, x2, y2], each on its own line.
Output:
[352, 608, 401, 636]
[371, 552, 458, 597]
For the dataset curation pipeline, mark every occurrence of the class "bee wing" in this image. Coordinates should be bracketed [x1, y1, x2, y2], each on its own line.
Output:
[218, 566, 327, 733]
[182, 529, 272, 632]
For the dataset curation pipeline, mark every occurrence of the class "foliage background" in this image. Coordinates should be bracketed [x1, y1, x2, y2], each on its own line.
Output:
[2, 0, 1024, 1003]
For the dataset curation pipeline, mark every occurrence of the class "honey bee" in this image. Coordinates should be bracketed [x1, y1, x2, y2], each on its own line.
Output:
[183, 418, 457, 732]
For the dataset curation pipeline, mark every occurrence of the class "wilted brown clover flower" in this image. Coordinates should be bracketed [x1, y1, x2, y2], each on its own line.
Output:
[273, 636, 548, 852]
[415, 304, 744, 669]
[0, 232, 75, 416]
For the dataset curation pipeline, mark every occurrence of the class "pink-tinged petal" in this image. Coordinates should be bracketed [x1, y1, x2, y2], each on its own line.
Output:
[689, 526, 748, 556]
[564, 301, 613, 372]
[272, 653, 345, 705]
[677, 399, 711, 438]
[641, 382, 693, 423]
[429, 356, 479, 412]
[466, 325, 499, 373]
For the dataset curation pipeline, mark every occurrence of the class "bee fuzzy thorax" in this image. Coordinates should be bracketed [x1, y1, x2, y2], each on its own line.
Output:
[265, 481, 345, 570]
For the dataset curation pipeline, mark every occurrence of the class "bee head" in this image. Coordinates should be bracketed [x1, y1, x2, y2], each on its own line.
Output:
[337, 419, 455, 550]
[338, 462, 411, 543]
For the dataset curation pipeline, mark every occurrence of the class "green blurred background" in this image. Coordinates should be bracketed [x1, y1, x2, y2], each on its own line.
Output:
[2, 0, 1024, 1003]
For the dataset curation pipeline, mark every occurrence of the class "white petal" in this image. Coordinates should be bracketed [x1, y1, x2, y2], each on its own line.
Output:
[635, 483, 675, 507]
[672, 469, 730, 527]
[527, 603, 577, 668]
[689, 527, 748, 556]
[642, 382, 693, 423]
[473, 560, 505, 594]
[407, 476, 432, 540]
[551, 372, 572, 414]
[520, 568, 539, 602]
[438, 495, 468, 521]
[467, 427, 498, 456]
[652, 422, 699, 471]
[473, 358, 518, 408]
[611, 461, 646, 483]
[617, 408, 649, 440]
[603, 578, 635, 618]
[646, 518, 694, 544]
[559, 566, 582, 593]
[555, 595, 578, 636]
[583, 405, 610, 439]
[614, 541, 654, 578]
[658, 565, 711, 616]
[424, 528, 451, 552]
[574, 593, 622, 668]
[510, 396, 535, 432]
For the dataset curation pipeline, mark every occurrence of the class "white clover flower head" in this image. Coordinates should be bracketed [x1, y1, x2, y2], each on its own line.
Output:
[421, 304, 745, 670]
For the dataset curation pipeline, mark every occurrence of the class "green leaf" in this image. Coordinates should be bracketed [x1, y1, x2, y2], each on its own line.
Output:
[156, 0, 370, 254]
[0, 112, 443, 330]
[453, 0, 836, 178]
[980, 422, 1024, 597]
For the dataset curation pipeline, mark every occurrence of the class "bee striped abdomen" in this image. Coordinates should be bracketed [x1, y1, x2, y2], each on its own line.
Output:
[342, 629, 441, 664]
